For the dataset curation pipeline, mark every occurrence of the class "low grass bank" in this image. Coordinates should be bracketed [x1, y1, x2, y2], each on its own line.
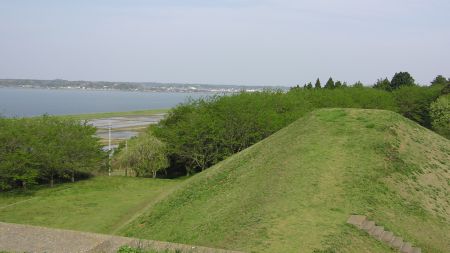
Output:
[0, 176, 181, 234]
[56, 109, 168, 121]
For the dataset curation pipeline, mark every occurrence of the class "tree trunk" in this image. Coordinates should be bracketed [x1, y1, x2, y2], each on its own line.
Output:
[22, 181, 27, 190]
[152, 171, 156, 178]
[71, 170, 75, 183]
[125, 167, 128, 177]
[50, 172, 54, 187]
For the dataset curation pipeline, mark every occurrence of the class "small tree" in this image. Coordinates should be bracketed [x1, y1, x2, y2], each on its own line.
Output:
[314, 78, 321, 89]
[373, 78, 391, 90]
[442, 82, 450, 95]
[431, 75, 448, 86]
[306, 82, 313, 89]
[324, 77, 335, 89]
[390, 72, 415, 90]
[123, 134, 169, 178]
[353, 81, 364, 88]
[335, 81, 342, 88]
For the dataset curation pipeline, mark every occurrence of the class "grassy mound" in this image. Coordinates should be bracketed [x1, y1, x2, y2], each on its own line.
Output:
[121, 109, 450, 253]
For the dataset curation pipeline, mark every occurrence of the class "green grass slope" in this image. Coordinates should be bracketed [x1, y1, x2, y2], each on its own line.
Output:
[121, 109, 450, 253]
[0, 176, 181, 234]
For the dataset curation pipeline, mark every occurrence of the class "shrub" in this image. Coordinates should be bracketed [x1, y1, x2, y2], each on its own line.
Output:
[430, 95, 450, 139]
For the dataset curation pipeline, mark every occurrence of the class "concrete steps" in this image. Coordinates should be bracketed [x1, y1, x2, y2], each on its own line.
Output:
[347, 215, 421, 253]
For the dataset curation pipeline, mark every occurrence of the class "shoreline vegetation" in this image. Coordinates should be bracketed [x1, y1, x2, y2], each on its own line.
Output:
[55, 109, 168, 121]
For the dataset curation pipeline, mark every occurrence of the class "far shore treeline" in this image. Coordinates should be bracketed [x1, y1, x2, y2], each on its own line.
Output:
[1, 72, 449, 190]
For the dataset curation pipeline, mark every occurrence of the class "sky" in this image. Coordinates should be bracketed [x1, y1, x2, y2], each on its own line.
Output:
[0, 0, 449, 86]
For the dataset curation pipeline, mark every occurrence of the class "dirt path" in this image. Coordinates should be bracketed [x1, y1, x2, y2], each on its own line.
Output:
[0, 222, 242, 253]
[0, 197, 35, 210]
[109, 179, 187, 235]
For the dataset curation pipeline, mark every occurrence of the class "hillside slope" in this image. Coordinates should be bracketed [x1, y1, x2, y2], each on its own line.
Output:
[121, 109, 450, 253]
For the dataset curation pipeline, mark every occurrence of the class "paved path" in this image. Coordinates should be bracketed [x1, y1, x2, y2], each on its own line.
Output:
[0, 222, 243, 253]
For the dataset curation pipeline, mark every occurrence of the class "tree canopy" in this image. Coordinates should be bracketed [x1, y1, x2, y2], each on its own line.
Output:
[0, 116, 103, 190]
[390, 72, 415, 90]
[314, 78, 321, 89]
[324, 78, 335, 89]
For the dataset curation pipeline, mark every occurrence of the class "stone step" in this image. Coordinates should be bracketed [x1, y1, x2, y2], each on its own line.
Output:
[380, 231, 394, 243]
[369, 226, 384, 238]
[390, 236, 404, 250]
[346, 215, 421, 253]
[361, 220, 375, 231]
[400, 242, 413, 253]
[347, 215, 367, 228]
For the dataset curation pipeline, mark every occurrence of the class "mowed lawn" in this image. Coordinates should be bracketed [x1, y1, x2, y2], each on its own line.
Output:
[0, 176, 181, 234]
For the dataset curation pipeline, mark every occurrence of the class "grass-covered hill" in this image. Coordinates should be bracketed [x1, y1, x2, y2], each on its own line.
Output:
[121, 109, 450, 253]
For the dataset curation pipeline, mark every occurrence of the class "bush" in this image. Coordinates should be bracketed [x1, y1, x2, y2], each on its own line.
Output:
[393, 85, 442, 128]
[430, 95, 450, 139]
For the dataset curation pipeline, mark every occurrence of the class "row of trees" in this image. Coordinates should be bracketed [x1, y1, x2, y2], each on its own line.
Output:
[125, 88, 397, 177]
[110, 72, 448, 179]
[0, 116, 104, 190]
[296, 72, 449, 91]
[295, 78, 352, 90]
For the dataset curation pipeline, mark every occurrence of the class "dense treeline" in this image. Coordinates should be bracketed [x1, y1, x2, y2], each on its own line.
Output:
[152, 88, 397, 176]
[0, 116, 104, 190]
[140, 73, 448, 177]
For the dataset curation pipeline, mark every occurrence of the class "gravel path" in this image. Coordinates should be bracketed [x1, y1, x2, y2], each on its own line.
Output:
[0, 222, 243, 253]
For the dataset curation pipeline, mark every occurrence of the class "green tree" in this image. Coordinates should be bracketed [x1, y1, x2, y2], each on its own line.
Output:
[431, 75, 448, 86]
[0, 118, 38, 190]
[290, 85, 301, 91]
[121, 133, 169, 178]
[430, 95, 450, 139]
[373, 78, 391, 90]
[306, 82, 313, 89]
[314, 78, 321, 89]
[324, 77, 335, 89]
[390, 72, 415, 90]
[442, 82, 450, 95]
[335, 81, 342, 88]
[59, 120, 102, 182]
[393, 86, 442, 127]
[353, 81, 364, 88]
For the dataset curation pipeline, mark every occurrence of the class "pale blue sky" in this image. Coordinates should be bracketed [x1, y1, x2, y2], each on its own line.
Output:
[0, 0, 449, 86]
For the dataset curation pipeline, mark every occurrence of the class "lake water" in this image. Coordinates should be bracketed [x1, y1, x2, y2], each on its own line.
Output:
[0, 88, 214, 117]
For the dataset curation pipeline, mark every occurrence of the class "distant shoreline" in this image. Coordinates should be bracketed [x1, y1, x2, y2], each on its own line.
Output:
[0, 85, 234, 94]
[0, 78, 289, 93]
